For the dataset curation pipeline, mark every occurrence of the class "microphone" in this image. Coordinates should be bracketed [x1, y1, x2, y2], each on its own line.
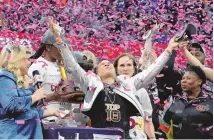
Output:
[32, 70, 45, 106]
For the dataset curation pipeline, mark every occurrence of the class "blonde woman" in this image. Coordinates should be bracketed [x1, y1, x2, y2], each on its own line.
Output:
[0, 45, 61, 139]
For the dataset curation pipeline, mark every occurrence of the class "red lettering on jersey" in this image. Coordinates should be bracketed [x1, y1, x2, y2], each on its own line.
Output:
[51, 85, 58, 92]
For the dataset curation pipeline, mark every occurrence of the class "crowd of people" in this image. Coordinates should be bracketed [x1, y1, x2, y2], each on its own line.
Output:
[0, 15, 212, 139]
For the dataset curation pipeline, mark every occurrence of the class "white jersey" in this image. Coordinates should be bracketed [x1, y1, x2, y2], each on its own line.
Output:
[28, 57, 72, 122]
[129, 88, 153, 139]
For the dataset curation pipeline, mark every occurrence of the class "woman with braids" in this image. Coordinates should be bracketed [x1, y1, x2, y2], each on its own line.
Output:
[157, 65, 213, 139]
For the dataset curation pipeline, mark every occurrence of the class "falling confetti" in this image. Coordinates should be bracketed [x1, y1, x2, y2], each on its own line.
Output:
[0, 0, 212, 69]
[15, 120, 25, 124]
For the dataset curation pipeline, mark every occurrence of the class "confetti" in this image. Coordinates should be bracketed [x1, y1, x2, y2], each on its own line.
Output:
[35, 118, 41, 122]
[0, 0, 212, 68]
[124, 87, 131, 91]
[16, 120, 25, 124]
[156, 74, 164, 78]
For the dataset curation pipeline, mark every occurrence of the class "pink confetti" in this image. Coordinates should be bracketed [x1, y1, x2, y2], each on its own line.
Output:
[35, 118, 41, 122]
[0, 0, 212, 68]
[36, 61, 48, 68]
[10, 86, 17, 89]
[89, 86, 95, 92]
[124, 87, 131, 91]
[44, 102, 48, 106]
[80, 104, 84, 110]
[154, 98, 160, 104]
[156, 74, 164, 78]
[16, 120, 25, 124]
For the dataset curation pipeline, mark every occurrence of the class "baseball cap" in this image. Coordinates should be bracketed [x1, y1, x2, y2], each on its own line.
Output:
[71, 51, 87, 64]
[30, 28, 65, 59]
[72, 51, 94, 71]
[189, 43, 205, 54]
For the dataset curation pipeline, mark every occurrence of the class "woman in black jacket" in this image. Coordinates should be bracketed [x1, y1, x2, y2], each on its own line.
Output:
[157, 65, 213, 139]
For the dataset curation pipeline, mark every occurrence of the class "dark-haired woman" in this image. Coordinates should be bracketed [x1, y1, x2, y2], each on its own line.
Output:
[157, 66, 213, 139]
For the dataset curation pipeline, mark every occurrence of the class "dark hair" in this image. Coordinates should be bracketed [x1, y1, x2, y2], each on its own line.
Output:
[93, 67, 97, 74]
[189, 43, 204, 54]
[187, 65, 207, 85]
[189, 43, 205, 64]
[113, 53, 137, 76]
[30, 43, 53, 59]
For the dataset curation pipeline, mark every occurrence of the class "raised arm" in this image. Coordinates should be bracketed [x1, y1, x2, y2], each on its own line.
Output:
[141, 23, 161, 70]
[182, 48, 213, 81]
[47, 17, 90, 92]
[133, 37, 189, 90]
[57, 44, 90, 92]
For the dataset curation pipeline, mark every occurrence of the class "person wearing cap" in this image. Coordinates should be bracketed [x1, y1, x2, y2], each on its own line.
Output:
[72, 51, 94, 72]
[157, 65, 213, 139]
[181, 43, 213, 82]
[47, 17, 189, 139]
[83, 50, 98, 68]
[188, 43, 206, 65]
[28, 29, 89, 128]
[155, 43, 212, 138]
[0, 45, 61, 139]
[184, 43, 213, 95]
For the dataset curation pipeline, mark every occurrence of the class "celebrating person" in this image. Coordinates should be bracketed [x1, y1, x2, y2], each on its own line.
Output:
[47, 17, 189, 139]
[28, 30, 89, 127]
[114, 53, 155, 139]
[180, 43, 213, 82]
[0, 44, 61, 139]
[157, 66, 213, 139]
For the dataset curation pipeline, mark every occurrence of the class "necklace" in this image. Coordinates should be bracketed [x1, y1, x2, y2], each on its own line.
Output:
[104, 84, 116, 104]
[105, 90, 116, 104]
[103, 83, 121, 122]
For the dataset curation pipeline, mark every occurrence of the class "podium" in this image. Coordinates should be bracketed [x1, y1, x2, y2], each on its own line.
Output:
[44, 127, 125, 139]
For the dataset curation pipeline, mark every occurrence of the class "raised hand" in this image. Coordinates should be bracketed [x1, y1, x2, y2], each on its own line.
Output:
[139, 49, 157, 66]
[48, 16, 56, 37]
[48, 16, 63, 44]
[151, 23, 164, 35]
[166, 36, 189, 54]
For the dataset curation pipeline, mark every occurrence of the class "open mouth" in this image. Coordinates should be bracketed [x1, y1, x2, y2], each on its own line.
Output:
[181, 85, 187, 89]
